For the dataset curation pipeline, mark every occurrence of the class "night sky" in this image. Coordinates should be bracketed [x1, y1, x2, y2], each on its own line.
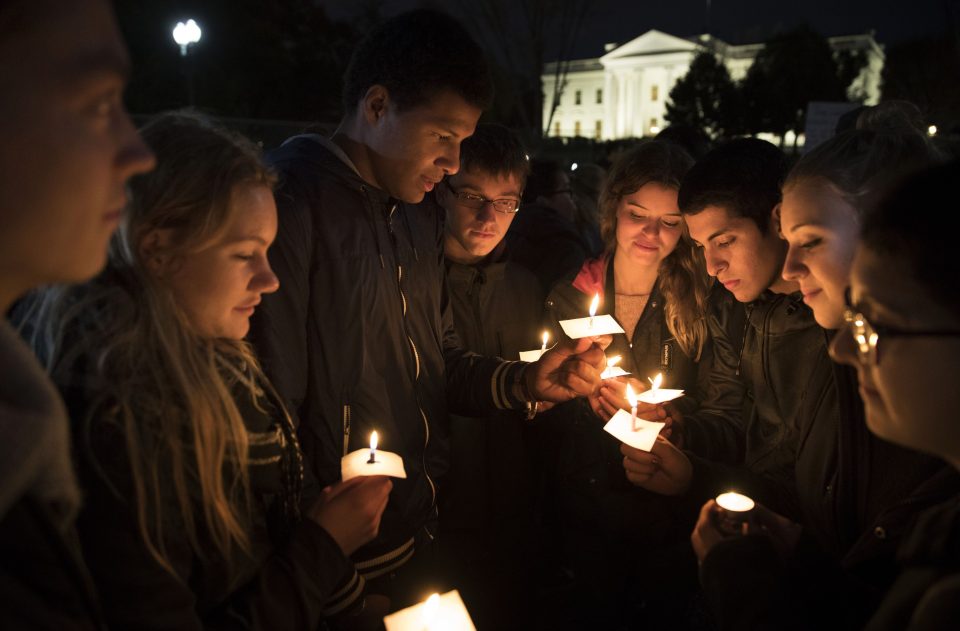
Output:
[325, 0, 957, 58]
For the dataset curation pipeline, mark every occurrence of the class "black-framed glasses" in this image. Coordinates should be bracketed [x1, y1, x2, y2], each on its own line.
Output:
[841, 287, 960, 365]
[443, 181, 520, 214]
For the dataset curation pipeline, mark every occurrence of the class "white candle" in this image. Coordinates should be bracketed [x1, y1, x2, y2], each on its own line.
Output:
[341, 430, 407, 481]
[626, 383, 638, 431]
[716, 491, 755, 513]
[421, 593, 440, 630]
[588, 293, 600, 328]
[383, 589, 476, 631]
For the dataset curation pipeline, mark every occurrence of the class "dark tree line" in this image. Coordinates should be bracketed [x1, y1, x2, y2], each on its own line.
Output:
[665, 26, 868, 144]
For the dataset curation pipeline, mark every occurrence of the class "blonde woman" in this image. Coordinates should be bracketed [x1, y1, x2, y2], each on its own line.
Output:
[543, 139, 710, 628]
[26, 113, 391, 629]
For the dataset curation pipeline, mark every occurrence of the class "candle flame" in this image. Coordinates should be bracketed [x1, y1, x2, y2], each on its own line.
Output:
[589, 293, 600, 318]
[607, 355, 622, 368]
[648, 372, 663, 390]
[716, 491, 755, 512]
[370, 431, 378, 452]
[422, 593, 441, 624]
[541, 330, 549, 347]
[625, 383, 638, 409]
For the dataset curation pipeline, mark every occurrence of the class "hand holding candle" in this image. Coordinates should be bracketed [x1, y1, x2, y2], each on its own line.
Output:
[306, 476, 392, 556]
[525, 336, 605, 403]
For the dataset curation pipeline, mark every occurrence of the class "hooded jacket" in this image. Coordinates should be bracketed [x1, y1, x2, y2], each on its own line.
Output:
[249, 136, 529, 584]
[0, 320, 103, 630]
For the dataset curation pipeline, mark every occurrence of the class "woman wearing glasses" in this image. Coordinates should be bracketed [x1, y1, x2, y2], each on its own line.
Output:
[691, 103, 958, 629]
[832, 160, 960, 630]
[542, 140, 711, 628]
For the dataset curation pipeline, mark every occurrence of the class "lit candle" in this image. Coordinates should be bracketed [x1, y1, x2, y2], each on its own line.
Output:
[341, 430, 407, 481]
[647, 372, 663, 391]
[715, 491, 755, 536]
[589, 293, 600, 328]
[607, 354, 622, 370]
[367, 431, 378, 464]
[541, 330, 549, 354]
[626, 383, 638, 431]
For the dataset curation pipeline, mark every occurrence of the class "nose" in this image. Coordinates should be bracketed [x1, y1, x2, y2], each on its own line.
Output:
[828, 326, 857, 366]
[781, 244, 806, 282]
[252, 257, 280, 295]
[438, 141, 461, 176]
[115, 107, 156, 179]
[640, 217, 660, 237]
[703, 247, 726, 278]
[476, 201, 497, 222]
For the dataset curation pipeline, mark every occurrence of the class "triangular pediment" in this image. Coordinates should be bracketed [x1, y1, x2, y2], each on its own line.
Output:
[600, 29, 700, 61]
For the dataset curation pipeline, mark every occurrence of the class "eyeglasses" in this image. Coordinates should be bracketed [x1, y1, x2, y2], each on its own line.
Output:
[841, 287, 960, 365]
[443, 181, 520, 214]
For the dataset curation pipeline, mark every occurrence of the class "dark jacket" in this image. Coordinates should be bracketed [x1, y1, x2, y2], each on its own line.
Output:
[540, 256, 710, 623]
[249, 136, 529, 578]
[440, 240, 545, 543]
[440, 240, 546, 630]
[0, 321, 104, 631]
[505, 202, 589, 295]
[867, 496, 960, 631]
[52, 324, 353, 630]
[696, 317, 960, 630]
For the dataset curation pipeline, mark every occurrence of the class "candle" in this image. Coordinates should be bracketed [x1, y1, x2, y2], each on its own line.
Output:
[367, 431, 378, 464]
[626, 383, 638, 431]
[341, 430, 407, 481]
[588, 292, 600, 328]
[637, 372, 685, 405]
[541, 330, 549, 354]
[715, 491, 755, 536]
[383, 589, 476, 631]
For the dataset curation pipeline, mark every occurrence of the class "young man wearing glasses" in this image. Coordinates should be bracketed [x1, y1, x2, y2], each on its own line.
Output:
[432, 123, 547, 629]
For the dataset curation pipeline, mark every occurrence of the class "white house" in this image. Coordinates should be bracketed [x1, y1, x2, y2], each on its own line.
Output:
[542, 29, 884, 140]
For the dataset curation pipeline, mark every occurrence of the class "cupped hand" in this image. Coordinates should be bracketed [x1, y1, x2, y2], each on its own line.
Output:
[306, 476, 393, 556]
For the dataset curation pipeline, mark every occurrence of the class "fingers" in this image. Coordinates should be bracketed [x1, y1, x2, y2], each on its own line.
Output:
[590, 334, 613, 351]
[558, 359, 602, 395]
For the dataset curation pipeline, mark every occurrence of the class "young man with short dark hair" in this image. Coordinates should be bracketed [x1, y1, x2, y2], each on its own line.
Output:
[250, 10, 603, 618]
[433, 123, 546, 628]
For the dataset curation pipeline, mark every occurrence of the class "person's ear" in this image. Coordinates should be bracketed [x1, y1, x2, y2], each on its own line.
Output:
[771, 203, 783, 239]
[138, 228, 176, 277]
[361, 85, 390, 126]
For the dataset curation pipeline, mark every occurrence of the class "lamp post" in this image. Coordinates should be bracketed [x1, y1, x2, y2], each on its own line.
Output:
[172, 19, 202, 106]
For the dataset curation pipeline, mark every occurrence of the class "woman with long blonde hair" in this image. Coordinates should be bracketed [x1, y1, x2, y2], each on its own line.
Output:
[543, 139, 710, 628]
[24, 112, 391, 629]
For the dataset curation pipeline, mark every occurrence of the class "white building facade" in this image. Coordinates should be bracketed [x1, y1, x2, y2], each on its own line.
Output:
[543, 29, 884, 140]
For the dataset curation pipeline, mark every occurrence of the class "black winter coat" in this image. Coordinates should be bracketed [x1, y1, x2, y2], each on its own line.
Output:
[249, 136, 529, 576]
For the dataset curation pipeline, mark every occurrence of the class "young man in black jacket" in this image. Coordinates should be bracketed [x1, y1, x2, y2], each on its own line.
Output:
[249, 10, 604, 620]
[432, 122, 547, 629]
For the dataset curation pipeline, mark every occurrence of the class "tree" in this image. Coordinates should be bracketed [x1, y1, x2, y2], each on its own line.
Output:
[452, 0, 590, 143]
[882, 35, 960, 134]
[664, 50, 740, 139]
[739, 25, 866, 145]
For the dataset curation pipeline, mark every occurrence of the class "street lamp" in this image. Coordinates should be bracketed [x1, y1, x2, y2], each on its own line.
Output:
[172, 19, 202, 106]
[172, 19, 202, 57]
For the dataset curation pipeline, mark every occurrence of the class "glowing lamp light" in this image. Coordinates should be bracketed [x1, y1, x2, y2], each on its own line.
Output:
[571, 162, 579, 171]
[172, 19, 202, 56]
[928, 125, 938, 137]
[650, 125, 661, 135]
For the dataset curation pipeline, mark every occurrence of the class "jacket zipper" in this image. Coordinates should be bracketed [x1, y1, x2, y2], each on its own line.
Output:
[385, 205, 436, 509]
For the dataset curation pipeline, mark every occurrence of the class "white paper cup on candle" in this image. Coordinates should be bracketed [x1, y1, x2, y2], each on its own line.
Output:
[714, 491, 755, 536]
